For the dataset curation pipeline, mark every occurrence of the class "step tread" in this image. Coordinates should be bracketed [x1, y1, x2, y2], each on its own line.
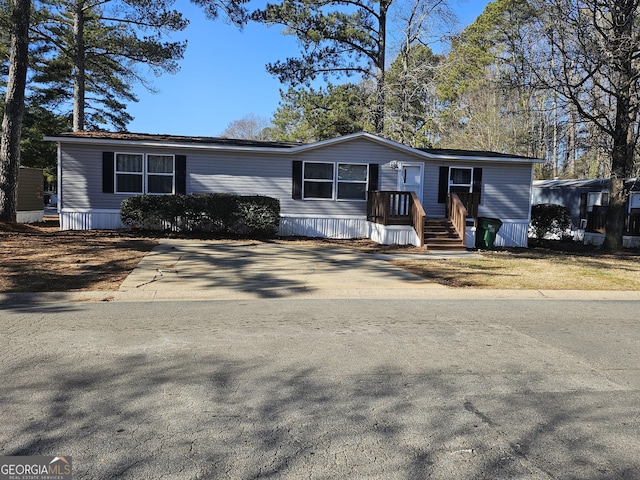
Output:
[422, 218, 465, 249]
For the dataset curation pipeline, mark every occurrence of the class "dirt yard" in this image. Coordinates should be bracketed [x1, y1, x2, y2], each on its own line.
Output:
[0, 218, 157, 292]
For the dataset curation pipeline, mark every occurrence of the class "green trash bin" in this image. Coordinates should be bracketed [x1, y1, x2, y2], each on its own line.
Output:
[475, 217, 503, 249]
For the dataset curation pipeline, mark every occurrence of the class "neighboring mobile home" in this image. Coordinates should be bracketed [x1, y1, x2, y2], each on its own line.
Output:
[17, 166, 44, 223]
[533, 178, 640, 247]
[45, 131, 543, 248]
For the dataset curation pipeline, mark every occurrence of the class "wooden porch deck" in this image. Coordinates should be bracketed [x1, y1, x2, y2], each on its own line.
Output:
[586, 211, 640, 235]
[367, 191, 479, 249]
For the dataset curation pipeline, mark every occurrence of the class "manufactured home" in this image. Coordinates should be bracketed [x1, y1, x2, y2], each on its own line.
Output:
[46, 131, 543, 248]
[533, 178, 640, 247]
[17, 166, 44, 223]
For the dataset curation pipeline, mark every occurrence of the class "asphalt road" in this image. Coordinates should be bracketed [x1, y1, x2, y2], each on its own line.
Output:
[1, 298, 639, 479]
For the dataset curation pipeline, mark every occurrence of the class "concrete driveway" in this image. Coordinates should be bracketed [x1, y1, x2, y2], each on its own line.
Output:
[117, 239, 446, 300]
[110, 239, 640, 303]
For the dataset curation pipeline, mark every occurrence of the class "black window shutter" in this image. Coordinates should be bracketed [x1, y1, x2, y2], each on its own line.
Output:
[292, 161, 303, 199]
[102, 152, 114, 193]
[437, 166, 449, 203]
[472, 168, 483, 203]
[175, 155, 186, 194]
[369, 164, 379, 191]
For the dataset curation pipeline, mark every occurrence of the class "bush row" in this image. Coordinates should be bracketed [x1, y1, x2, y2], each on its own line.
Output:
[120, 194, 280, 238]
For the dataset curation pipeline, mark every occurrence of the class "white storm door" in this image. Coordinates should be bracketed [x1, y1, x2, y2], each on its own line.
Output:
[398, 163, 424, 200]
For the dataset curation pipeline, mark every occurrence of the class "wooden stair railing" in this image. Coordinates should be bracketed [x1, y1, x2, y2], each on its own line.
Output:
[409, 191, 426, 246]
[446, 193, 469, 246]
[367, 190, 426, 246]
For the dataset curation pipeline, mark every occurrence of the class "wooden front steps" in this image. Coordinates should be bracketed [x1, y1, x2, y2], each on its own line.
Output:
[423, 218, 466, 251]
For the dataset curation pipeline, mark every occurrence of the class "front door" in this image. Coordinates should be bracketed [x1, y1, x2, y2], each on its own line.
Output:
[398, 163, 424, 200]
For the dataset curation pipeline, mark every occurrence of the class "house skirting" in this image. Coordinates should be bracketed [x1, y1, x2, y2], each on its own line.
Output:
[59, 210, 528, 247]
[17, 210, 44, 224]
[367, 222, 420, 246]
[279, 215, 369, 239]
[60, 209, 124, 230]
[60, 211, 421, 246]
[584, 232, 640, 248]
[60, 211, 376, 238]
[488, 219, 530, 248]
[280, 215, 420, 245]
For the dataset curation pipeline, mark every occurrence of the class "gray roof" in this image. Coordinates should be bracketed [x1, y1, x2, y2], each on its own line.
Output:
[419, 147, 539, 160]
[534, 178, 640, 190]
[47, 131, 301, 149]
[45, 131, 543, 163]
[534, 178, 610, 189]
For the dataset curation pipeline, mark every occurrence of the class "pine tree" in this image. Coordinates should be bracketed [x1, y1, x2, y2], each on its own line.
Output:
[0, 0, 30, 222]
[31, 0, 189, 131]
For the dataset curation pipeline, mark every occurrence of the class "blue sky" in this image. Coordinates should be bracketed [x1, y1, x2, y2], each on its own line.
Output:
[126, 0, 491, 136]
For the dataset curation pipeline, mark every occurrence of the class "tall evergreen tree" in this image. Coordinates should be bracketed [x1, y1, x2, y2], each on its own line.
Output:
[271, 84, 370, 142]
[0, 0, 30, 221]
[19, 102, 69, 173]
[253, 0, 453, 135]
[31, 0, 189, 131]
[252, 0, 390, 134]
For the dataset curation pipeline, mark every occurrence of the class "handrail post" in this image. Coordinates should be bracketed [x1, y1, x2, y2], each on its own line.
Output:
[447, 193, 469, 246]
[409, 191, 426, 246]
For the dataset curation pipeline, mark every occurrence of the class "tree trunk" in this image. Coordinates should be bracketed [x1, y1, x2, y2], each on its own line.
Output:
[567, 105, 578, 177]
[0, 0, 31, 222]
[73, 0, 86, 132]
[605, 175, 627, 250]
[399, 44, 409, 142]
[603, 2, 637, 251]
[604, 118, 634, 250]
[374, 0, 388, 135]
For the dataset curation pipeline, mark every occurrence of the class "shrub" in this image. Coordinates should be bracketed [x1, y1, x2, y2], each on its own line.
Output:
[530, 203, 572, 240]
[121, 193, 280, 238]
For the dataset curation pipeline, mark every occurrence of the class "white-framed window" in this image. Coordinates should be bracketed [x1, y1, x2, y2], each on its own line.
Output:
[448, 167, 473, 194]
[115, 153, 175, 194]
[629, 192, 640, 212]
[147, 155, 174, 194]
[116, 153, 144, 193]
[303, 162, 334, 199]
[302, 162, 369, 201]
[337, 163, 368, 200]
[587, 191, 609, 212]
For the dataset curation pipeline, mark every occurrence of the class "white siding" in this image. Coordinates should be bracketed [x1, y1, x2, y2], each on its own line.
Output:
[368, 223, 421, 246]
